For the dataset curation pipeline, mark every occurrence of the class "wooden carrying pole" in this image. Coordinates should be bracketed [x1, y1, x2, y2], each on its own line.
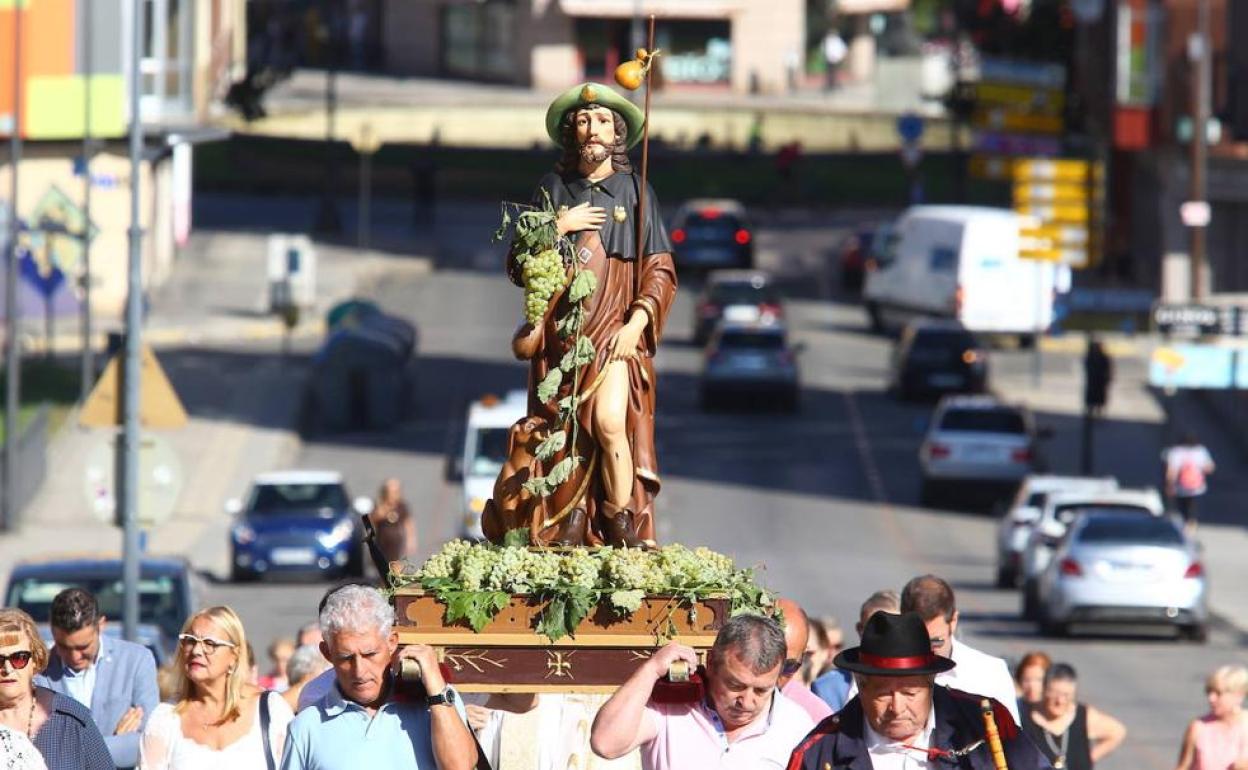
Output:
[634, 14, 656, 298]
[980, 699, 1010, 770]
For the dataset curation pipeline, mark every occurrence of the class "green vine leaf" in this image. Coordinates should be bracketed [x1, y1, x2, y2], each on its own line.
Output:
[536, 369, 563, 403]
[568, 270, 598, 303]
[546, 455, 580, 487]
[534, 430, 567, 462]
[442, 590, 511, 633]
[537, 594, 570, 641]
[559, 336, 595, 372]
[522, 475, 555, 497]
[502, 528, 531, 548]
[557, 305, 585, 339]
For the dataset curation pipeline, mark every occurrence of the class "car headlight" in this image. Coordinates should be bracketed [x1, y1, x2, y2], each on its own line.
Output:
[231, 523, 256, 545]
[318, 519, 356, 548]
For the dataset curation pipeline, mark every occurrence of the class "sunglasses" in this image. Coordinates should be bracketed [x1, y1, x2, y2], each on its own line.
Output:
[0, 651, 33, 670]
[178, 634, 237, 655]
[782, 650, 812, 677]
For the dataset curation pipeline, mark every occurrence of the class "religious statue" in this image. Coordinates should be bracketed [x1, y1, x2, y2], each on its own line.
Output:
[482, 77, 676, 549]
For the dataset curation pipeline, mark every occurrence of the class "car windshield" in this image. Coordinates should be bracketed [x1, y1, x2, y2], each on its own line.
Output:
[719, 332, 786, 350]
[909, 330, 978, 364]
[939, 408, 1025, 433]
[7, 573, 185, 641]
[1076, 515, 1182, 545]
[683, 213, 744, 243]
[250, 483, 348, 514]
[469, 427, 510, 477]
[1056, 503, 1151, 525]
[709, 283, 779, 306]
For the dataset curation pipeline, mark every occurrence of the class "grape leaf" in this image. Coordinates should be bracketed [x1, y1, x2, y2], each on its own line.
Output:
[557, 305, 584, 339]
[537, 594, 570, 641]
[502, 528, 531, 548]
[568, 270, 598, 303]
[442, 590, 511, 633]
[522, 475, 554, 497]
[563, 587, 596, 632]
[559, 336, 596, 372]
[536, 369, 563, 403]
[546, 455, 580, 486]
[610, 589, 645, 614]
[492, 204, 515, 243]
[558, 394, 578, 412]
[534, 430, 567, 461]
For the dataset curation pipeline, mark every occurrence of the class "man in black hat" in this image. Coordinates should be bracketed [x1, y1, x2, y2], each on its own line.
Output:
[786, 612, 1053, 770]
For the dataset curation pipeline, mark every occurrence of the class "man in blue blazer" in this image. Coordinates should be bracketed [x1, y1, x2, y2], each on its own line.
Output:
[35, 588, 161, 769]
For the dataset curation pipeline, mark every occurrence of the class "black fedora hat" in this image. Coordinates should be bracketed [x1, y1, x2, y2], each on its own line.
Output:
[833, 611, 956, 677]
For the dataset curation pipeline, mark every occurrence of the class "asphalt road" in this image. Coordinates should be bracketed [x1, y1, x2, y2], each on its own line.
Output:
[203, 209, 1223, 770]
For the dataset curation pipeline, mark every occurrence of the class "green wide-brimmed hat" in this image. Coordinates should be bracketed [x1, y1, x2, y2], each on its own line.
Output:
[545, 82, 645, 150]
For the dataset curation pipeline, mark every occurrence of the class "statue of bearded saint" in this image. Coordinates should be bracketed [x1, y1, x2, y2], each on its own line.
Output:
[483, 84, 677, 549]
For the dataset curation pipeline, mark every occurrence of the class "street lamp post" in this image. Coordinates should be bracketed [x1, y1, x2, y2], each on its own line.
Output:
[314, 4, 342, 233]
[80, 0, 95, 401]
[1189, 0, 1211, 300]
[3, 0, 24, 533]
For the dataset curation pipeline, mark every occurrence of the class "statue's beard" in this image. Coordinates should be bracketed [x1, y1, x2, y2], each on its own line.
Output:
[579, 142, 610, 165]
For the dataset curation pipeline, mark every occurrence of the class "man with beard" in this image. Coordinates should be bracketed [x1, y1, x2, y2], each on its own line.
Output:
[504, 82, 677, 548]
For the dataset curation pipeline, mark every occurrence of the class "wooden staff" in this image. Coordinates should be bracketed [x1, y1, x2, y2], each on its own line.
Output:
[981, 698, 1010, 770]
[634, 14, 656, 299]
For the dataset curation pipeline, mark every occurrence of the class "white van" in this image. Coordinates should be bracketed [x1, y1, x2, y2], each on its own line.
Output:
[459, 390, 528, 540]
[863, 206, 1063, 341]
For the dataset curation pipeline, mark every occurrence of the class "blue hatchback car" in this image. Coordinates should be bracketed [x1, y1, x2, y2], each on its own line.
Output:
[228, 470, 372, 582]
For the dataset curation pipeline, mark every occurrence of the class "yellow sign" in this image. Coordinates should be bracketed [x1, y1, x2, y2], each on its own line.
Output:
[973, 109, 1064, 134]
[974, 83, 1065, 114]
[1014, 158, 1089, 183]
[1013, 182, 1088, 205]
[80, 344, 189, 429]
[1152, 347, 1186, 373]
[1015, 203, 1090, 224]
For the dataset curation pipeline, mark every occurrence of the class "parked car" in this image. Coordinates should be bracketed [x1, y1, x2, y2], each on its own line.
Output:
[835, 225, 878, 293]
[458, 391, 527, 540]
[1020, 487, 1165, 619]
[1035, 508, 1207, 640]
[700, 322, 802, 411]
[889, 319, 988, 400]
[918, 395, 1041, 507]
[228, 470, 373, 582]
[670, 199, 754, 273]
[4, 555, 200, 660]
[994, 475, 1118, 588]
[692, 270, 783, 346]
[862, 205, 1062, 343]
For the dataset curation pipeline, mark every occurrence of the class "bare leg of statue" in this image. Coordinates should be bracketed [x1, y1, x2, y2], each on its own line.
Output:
[591, 359, 643, 546]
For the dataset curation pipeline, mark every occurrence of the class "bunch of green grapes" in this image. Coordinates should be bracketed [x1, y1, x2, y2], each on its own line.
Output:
[457, 545, 495, 591]
[521, 248, 567, 324]
[691, 546, 736, 584]
[559, 550, 602, 590]
[656, 544, 736, 589]
[485, 546, 530, 592]
[417, 538, 474, 581]
[602, 547, 665, 592]
[524, 549, 563, 589]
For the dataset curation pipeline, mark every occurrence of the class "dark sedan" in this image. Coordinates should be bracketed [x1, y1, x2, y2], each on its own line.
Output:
[890, 319, 988, 400]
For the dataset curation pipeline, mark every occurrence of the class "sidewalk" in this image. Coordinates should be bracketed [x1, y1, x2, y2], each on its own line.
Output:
[0, 227, 431, 584]
[993, 344, 1248, 636]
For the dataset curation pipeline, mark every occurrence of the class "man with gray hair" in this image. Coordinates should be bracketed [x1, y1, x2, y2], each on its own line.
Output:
[590, 614, 814, 769]
[280, 585, 478, 770]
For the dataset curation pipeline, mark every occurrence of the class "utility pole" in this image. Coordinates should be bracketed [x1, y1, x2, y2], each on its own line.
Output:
[314, 3, 342, 233]
[3, 0, 23, 533]
[80, 0, 94, 401]
[121, 0, 145, 641]
[1189, 0, 1211, 300]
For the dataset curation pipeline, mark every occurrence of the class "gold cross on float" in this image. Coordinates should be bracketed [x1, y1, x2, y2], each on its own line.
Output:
[545, 650, 576, 679]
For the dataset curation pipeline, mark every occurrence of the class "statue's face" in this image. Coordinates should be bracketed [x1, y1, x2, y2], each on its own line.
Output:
[574, 106, 615, 165]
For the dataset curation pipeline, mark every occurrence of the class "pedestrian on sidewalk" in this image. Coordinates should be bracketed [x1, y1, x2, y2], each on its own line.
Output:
[36, 588, 159, 769]
[1165, 431, 1215, 533]
[1021, 662, 1126, 769]
[1083, 339, 1112, 417]
[1013, 650, 1052, 713]
[369, 478, 416, 564]
[1173, 664, 1248, 770]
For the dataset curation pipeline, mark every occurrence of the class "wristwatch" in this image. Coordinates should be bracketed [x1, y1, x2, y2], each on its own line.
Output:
[426, 686, 456, 708]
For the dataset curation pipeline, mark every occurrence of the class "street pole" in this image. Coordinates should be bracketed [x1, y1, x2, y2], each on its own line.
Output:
[3, 0, 23, 533]
[80, 0, 94, 401]
[1189, 0, 1210, 300]
[121, 0, 145, 642]
[314, 5, 341, 233]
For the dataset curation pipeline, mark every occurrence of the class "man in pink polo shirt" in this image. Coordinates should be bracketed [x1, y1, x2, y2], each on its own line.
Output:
[775, 599, 834, 723]
[590, 614, 814, 769]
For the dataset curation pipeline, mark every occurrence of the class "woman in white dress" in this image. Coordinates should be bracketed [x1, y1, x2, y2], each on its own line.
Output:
[139, 606, 293, 770]
[0, 723, 48, 770]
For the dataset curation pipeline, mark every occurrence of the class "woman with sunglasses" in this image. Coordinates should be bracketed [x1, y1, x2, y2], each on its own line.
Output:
[139, 606, 293, 770]
[0, 608, 112, 770]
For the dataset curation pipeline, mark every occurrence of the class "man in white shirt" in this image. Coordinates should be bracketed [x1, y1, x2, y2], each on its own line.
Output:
[900, 575, 1019, 724]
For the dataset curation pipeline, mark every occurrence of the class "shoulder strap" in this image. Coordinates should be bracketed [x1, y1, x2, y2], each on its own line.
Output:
[259, 690, 276, 770]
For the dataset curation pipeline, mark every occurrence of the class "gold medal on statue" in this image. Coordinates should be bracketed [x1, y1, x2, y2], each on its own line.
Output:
[1054, 757, 1066, 769]
[613, 205, 627, 223]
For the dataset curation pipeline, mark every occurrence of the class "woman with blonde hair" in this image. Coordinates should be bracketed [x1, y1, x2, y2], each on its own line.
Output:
[139, 607, 293, 770]
[0, 608, 111, 769]
[1175, 664, 1248, 770]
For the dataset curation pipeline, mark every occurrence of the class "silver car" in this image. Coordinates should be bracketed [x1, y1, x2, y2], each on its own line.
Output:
[1019, 487, 1163, 619]
[700, 322, 801, 411]
[918, 395, 1039, 507]
[1036, 509, 1208, 640]
[994, 475, 1117, 588]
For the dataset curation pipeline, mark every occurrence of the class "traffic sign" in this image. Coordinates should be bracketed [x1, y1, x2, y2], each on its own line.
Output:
[1015, 203, 1090, 224]
[1013, 182, 1088, 204]
[973, 109, 1064, 135]
[896, 113, 924, 144]
[80, 344, 189, 429]
[1153, 304, 1221, 336]
[1148, 344, 1244, 389]
[1014, 158, 1089, 182]
[18, 248, 65, 298]
[84, 433, 183, 527]
[1180, 200, 1211, 227]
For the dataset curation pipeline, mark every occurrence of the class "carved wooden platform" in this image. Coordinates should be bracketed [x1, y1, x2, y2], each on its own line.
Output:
[393, 588, 728, 693]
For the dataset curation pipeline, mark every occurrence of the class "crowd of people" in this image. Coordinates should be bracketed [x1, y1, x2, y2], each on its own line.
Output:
[0, 571, 1244, 770]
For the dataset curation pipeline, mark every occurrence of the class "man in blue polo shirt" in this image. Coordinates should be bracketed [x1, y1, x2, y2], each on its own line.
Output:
[280, 585, 477, 770]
